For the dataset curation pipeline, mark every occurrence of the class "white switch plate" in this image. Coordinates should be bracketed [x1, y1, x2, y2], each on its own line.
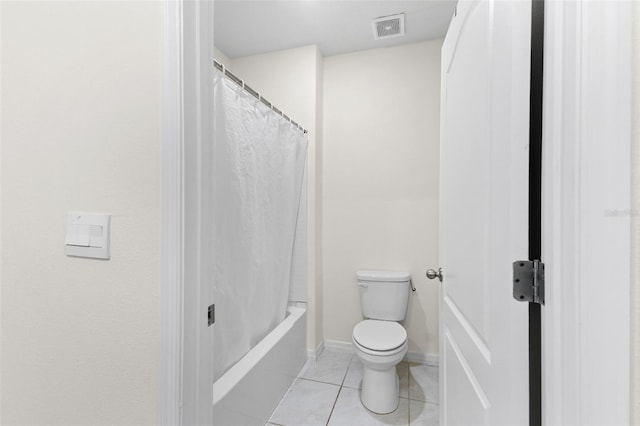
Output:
[65, 212, 110, 259]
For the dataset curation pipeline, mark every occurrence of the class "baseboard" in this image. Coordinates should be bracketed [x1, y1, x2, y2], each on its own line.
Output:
[323, 339, 439, 366]
[307, 339, 324, 361]
[405, 351, 439, 366]
[324, 339, 353, 353]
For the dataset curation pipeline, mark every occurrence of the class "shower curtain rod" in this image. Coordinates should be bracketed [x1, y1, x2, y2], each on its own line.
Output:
[214, 60, 309, 134]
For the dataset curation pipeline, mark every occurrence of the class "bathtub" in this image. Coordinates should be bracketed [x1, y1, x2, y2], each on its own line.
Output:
[213, 304, 307, 425]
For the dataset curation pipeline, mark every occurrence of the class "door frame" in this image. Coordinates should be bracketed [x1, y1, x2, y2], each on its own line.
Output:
[159, 1, 215, 425]
[159, 0, 634, 423]
[542, 1, 632, 424]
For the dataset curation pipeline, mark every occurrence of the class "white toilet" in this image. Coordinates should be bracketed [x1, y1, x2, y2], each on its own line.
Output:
[352, 270, 411, 414]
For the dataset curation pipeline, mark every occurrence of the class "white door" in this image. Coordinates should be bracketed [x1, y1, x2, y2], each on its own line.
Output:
[439, 1, 531, 424]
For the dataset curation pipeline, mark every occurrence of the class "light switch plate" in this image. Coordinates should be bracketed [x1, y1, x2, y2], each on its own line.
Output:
[65, 212, 110, 259]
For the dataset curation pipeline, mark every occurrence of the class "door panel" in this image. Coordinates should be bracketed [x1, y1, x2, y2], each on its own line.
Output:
[440, 1, 531, 424]
[445, 335, 487, 425]
[441, 0, 492, 349]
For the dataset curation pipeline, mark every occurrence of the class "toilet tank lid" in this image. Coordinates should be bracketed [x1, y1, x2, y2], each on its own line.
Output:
[356, 270, 411, 282]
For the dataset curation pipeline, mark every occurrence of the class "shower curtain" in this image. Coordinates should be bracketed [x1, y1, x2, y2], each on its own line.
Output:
[212, 70, 308, 382]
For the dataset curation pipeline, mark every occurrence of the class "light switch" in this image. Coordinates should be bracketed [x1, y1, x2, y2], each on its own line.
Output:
[65, 224, 90, 247]
[88, 225, 104, 248]
[65, 212, 110, 259]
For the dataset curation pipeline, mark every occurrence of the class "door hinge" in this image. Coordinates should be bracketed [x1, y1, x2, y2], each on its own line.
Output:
[513, 260, 545, 305]
[208, 304, 215, 326]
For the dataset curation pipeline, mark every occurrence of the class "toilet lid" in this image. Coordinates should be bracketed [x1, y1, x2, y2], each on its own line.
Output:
[352, 320, 407, 352]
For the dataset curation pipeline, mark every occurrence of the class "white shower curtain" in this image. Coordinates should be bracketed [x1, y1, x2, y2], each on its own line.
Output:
[212, 70, 308, 381]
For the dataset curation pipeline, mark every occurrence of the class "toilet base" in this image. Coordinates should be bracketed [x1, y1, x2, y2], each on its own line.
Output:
[360, 365, 400, 414]
[352, 325, 408, 415]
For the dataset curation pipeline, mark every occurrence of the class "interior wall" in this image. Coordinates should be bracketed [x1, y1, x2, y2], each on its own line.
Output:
[230, 45, 324, 355]
[632, 0, 640, 421]
[214, 46, 232, 69]
[0, 2, 162, 424]
[313, 46, 325, 358]
[322, 40, 442, 359]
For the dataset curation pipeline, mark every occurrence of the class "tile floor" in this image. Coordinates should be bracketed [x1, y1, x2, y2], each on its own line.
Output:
[266, 349, 439, 426]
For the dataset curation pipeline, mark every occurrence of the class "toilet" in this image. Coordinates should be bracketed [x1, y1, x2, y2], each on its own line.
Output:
[352, 270, 411, 414]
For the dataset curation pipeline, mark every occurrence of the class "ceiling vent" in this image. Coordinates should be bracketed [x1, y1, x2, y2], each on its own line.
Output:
[372, 13, 405, 40]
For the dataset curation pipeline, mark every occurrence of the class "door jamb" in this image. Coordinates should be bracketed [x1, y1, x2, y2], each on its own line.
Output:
[527, 1, 544, 424]
[542, 1, 632, 423]
[159, 1, 184, 424]
[160, 1, 215, 425]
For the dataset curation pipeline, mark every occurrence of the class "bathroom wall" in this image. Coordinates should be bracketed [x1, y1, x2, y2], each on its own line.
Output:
[214, 46, 232, 69]
[229, 45, 324, 356]
[632, 0, 640, 421]
[322, 40, 442, 360]
[1, 2, 162, 424]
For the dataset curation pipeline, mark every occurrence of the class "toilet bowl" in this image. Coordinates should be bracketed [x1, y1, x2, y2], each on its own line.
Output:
[352, 319, 408, 414]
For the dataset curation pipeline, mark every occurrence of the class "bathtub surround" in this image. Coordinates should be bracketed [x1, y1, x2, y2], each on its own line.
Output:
[322, 40, 442, 360]
[1, 1, 162, 424]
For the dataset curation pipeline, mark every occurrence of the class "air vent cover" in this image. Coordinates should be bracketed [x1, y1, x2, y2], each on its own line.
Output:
[372, 13, 405, 40]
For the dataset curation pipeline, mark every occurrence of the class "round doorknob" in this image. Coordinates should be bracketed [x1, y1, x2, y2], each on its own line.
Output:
[426, 268, 443, 282]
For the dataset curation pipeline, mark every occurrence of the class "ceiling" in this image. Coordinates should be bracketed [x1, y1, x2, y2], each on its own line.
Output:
[214, 0, 457, 59]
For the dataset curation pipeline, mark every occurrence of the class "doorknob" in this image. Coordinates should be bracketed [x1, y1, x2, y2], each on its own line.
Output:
[426, 268, 443, 282]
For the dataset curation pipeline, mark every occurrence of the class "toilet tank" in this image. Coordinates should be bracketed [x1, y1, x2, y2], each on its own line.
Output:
[356, 270, 411, 321]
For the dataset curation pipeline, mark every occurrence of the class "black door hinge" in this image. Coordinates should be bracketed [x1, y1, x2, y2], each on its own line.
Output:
[513, 260, 545, 305]
[208, 304, 215, 326]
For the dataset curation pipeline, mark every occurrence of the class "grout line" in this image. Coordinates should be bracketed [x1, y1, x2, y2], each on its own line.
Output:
[407, 363, 412, 401]
[297, 377, 343, 387]
[339, 355, 353, 387]
[408, 397, 440, 404]
[266, 378, 300, 425]
[325, 384, 343, 426]
[406, 363, 412, 425]
[340, 384, 360, 390]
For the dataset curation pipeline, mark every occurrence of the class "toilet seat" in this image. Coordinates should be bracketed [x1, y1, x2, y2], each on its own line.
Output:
[352, 320, 407, 354]
[353, 337, 407, 358]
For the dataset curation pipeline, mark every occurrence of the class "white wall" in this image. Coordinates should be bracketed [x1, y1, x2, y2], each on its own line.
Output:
[214, 46, 232, 69]
[322, 40, 442, 360]
[632, 0, 640, 421]
[230, 45, 324, 355]
[1, 2, 162, 424]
